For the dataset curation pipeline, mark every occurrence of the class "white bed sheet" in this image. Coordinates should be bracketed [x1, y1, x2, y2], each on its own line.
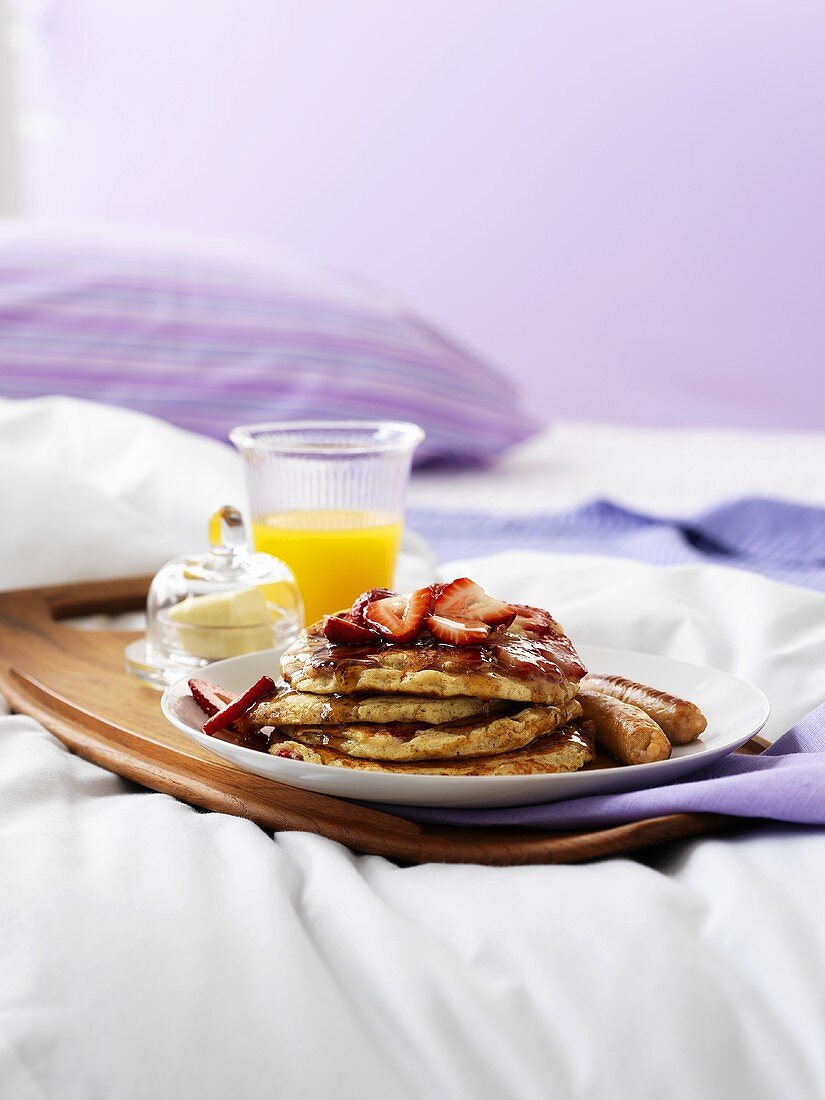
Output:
[2, 397, 825, 1100]
[409, 421, 825, 515]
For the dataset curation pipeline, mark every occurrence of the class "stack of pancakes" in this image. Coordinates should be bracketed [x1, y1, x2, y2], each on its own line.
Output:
[242, 613, 595, 776]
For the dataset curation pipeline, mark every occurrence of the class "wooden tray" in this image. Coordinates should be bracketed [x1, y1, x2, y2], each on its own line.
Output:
[0, 577, 767, 865]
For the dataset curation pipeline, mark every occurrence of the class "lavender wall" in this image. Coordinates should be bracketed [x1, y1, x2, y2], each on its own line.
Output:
[0, 0, 21, 215]
[12, 0, 825, 429]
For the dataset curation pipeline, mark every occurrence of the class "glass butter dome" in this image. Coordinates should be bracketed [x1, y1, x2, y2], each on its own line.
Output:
[125, 507, 302, 688]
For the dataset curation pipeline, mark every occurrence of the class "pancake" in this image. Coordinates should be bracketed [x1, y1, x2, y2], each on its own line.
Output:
[268, 722, 595, 776]
[245, 686, 507, 728]
[280, 620, 586, 705]
[265, 698, 582, 762]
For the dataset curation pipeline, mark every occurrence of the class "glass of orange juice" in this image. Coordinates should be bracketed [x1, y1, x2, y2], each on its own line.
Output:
[229, 421, 424, 626]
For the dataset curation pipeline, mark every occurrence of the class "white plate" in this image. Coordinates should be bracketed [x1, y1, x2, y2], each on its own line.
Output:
[161, 646, 770, 809]
[159, 642, 770, 809]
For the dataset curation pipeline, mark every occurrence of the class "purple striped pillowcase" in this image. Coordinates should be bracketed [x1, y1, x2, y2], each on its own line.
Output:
[0, 225, 539, 464]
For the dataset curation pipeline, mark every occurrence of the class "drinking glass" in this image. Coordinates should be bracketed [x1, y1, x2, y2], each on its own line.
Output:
[230, 420, 424, 625]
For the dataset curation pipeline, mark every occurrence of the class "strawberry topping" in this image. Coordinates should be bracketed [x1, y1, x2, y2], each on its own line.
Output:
[492, 632, 586, 682]
[432, 577, 516, 628]
[364, 585, 434, 642]
[322, 613, 380, 645]
[536, 632, 587, 680]
[351, 587, 396, 627]
[313, 579, 575, 664]
[510, 604, 563, 638]
[425, 613, 491, 646]
[491, 639, 562, 680]
[188, 678, 238, 717]
[202, 675, 275, 735]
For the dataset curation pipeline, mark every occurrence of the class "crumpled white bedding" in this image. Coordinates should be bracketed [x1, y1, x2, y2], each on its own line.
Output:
[409, 420, 825, 516]
[2, 397, 825, 1100]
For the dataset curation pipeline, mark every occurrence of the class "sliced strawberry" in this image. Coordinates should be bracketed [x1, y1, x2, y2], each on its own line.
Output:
[188, 678, 238, 717]
[351, 587, 396, 627]
[425, 613, 490, 646]
[510, 604, 563, 638]
[433, 577, 515, 628]
[323, 613, 380, 645]
[364, 585, 434, 642]
[202, 675, 275, 735]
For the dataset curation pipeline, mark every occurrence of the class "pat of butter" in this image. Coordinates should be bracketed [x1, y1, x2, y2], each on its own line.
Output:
[167, 587, 273, 659]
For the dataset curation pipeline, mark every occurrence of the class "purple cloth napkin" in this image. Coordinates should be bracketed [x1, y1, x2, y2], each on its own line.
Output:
[379, 701, 825, 830]
[408, 497, 825, 593]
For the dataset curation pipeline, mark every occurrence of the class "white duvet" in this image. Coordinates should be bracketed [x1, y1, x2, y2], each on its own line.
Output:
[2, 397, 825, 1100]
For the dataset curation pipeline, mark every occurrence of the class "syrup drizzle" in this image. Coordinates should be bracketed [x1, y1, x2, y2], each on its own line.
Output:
[302, 623, 586, 685]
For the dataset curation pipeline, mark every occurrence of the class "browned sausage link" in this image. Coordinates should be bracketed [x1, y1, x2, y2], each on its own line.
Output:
[577, 689, 671, 765]
[582, 674, 707, 745]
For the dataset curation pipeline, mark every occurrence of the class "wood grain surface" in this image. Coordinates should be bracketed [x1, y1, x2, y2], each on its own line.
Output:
[0, 577, 769, 865]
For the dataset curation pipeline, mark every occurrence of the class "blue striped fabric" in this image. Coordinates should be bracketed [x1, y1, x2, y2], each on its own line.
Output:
[0, 225, 538, 465]
[408, 498, 825, 592]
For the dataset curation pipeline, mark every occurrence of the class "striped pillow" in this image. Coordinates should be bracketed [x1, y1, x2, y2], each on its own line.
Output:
[0, 224, 538, 464]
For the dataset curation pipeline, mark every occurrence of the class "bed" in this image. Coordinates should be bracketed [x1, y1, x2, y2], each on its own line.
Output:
[3, 0, 825, 1084]
[2, 395, 825, 1100]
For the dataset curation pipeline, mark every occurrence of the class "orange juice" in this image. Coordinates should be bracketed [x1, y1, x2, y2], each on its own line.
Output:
[252, 510, 403, 625]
